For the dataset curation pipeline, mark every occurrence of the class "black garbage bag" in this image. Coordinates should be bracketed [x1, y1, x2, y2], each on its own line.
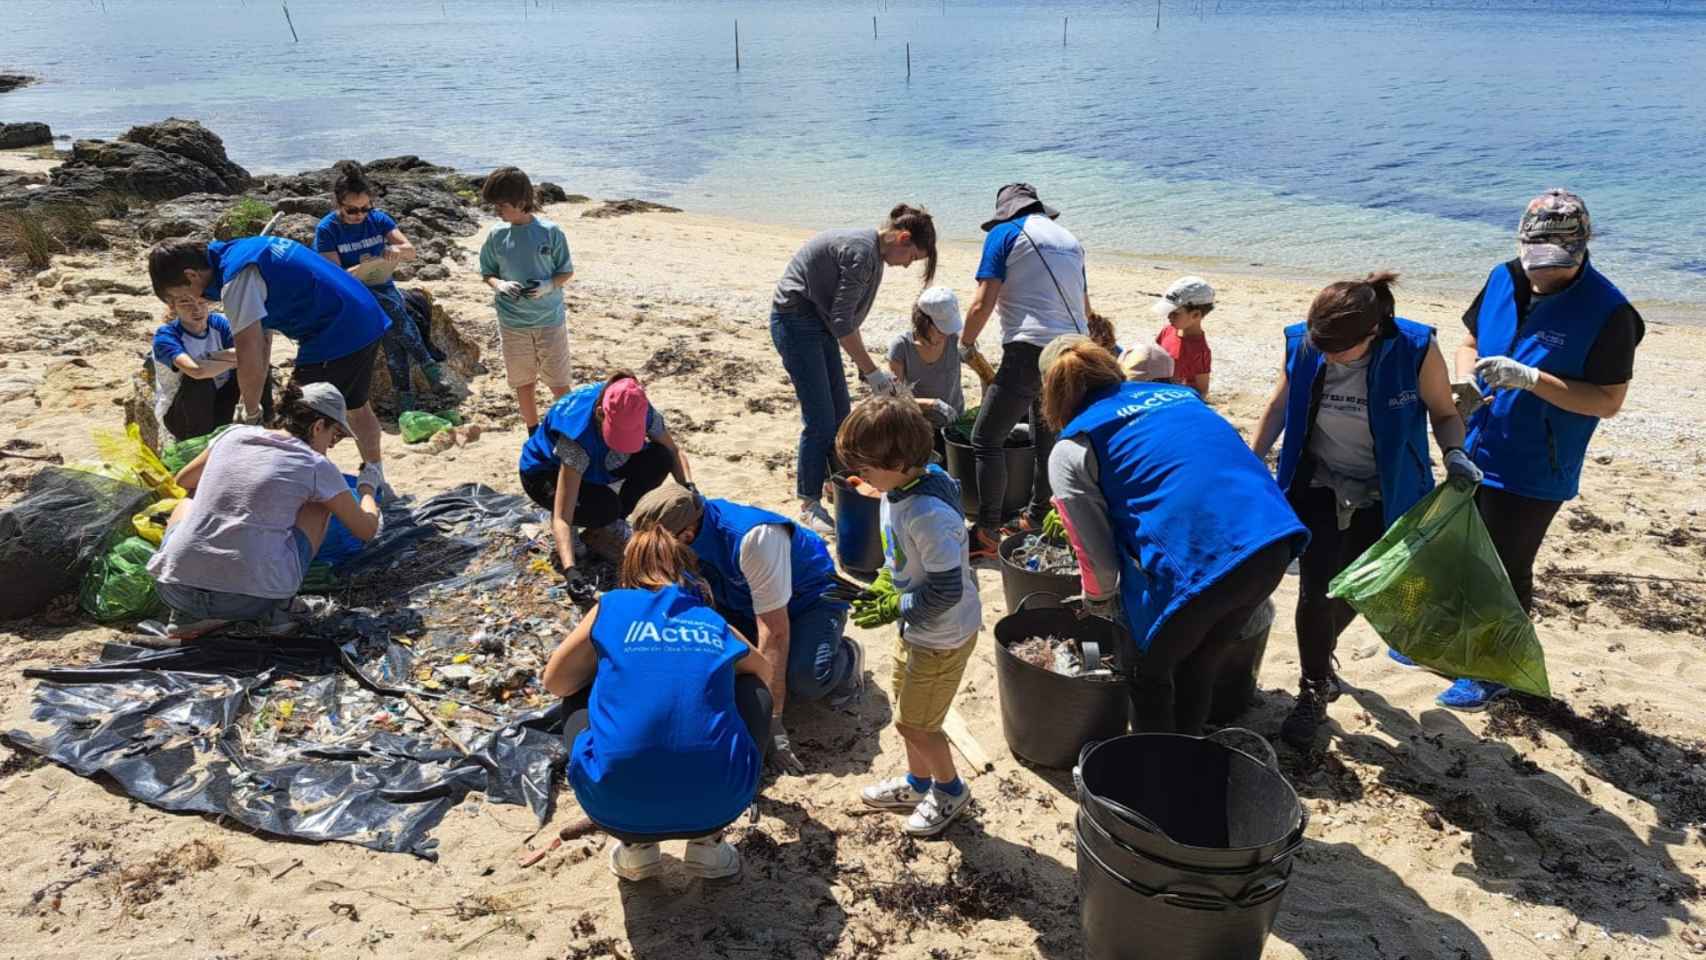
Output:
[0, 467, 156, 621]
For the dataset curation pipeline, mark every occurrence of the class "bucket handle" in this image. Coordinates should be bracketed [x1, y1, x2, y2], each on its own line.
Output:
[1014, 591, 1067, 613]
[1208, 727, 1279, 772]
[1077, 836, 1292, 912]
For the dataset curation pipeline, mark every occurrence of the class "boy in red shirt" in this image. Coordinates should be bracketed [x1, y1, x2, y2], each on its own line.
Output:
[1150, 276, 1215, 398]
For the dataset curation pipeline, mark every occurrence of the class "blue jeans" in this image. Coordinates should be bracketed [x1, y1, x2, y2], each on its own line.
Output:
[155, 527, 312, 622]
[770, 309, 850, 502]
[378, 289, 436, 395]
[726, 602, 853, 702]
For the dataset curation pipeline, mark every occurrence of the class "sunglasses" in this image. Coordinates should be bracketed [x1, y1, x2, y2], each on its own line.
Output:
[342, 204, 374, 216]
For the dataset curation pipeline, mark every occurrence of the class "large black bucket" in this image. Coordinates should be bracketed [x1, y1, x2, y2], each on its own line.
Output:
[1208, 599, 1275, 725]
[997, 531, 1078, 613]
[993, 593, 1130, 768]
[1075, 731, 1304, 960]
[942, 425, 1034, 521]
[831, 474, 882, 577]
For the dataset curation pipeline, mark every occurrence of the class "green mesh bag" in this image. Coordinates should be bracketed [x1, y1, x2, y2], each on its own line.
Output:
[79, 535, 163, 622]
[399, 410, 460, 444]
[1328, 481, 1550, 697]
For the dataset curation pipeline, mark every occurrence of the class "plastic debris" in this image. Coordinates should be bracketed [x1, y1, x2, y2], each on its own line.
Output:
[1013, 534, 1080, 576]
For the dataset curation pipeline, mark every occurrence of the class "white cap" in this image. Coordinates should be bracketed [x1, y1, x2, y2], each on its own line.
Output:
[1120, 343, 1176, 383]
[916, 286, 963, 335]
[300, 382, 355, 437]
[1150, 276, 1216, 317]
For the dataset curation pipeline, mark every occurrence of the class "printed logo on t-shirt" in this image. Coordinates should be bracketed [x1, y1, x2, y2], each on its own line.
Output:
[538, 243, 551, 257]
[622, 616, 725, 652]
[1535, 330, 1568, 349]
[1113, 386, 1196, 419]
[336, 234, 388, 258]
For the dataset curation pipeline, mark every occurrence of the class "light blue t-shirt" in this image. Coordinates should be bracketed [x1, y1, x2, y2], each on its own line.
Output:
[477, 215, 573, 329]
[315, 210, 401, 304]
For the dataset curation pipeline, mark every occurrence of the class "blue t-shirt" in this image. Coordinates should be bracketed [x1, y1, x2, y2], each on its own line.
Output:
[477, 215, 573, 329]
[568, 586, 761, 836]
[151, 314, 235, 385]
[315, 210, 400, 303]
[976, 220, 1024, 283]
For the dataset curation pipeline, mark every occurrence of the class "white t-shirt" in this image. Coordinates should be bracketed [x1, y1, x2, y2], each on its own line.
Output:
[147, 426, 349, 599]
[221, 265, 269, 334]
[881, 483, 981, 650]
[978, 214, 1089, 348]
[737, 523, 794, 616]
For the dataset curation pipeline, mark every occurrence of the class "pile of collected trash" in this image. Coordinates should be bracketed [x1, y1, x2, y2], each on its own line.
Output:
[1009, 635, 1117, 678]
[5, 484, 598, 859]
[1010, 534, 1079, 576]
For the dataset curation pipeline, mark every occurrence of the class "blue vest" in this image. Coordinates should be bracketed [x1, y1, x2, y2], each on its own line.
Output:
[518, 383, 655, 484]
[1275, 317, 1437, 528]
[568, 586, 760, 836]
[1062, 382, 1308, 653]
[205, 237, 388, 365]
[693, 499, 840, 621]
[1466, 259, 1627, 501]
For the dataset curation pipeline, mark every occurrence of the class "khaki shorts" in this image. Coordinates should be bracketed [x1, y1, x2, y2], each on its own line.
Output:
[891, 633, 978, 733]
[499, 323, 573, 391]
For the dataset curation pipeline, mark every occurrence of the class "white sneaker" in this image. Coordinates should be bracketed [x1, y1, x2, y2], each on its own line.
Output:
[797, 499, 835, 538]
[904, 785, 972, 837]
[682, 836, 741, 880]
[861, 775, 929, 812]
[608, 841, 662, 881]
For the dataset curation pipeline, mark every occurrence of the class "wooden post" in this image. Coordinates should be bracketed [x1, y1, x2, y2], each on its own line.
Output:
[734, 19, 741, 71]
[1156, 0, 1162, 29]
[873, 15, 877, 39]
[1063, 15, 1068, 45]
[281, 0, 299, 42]
[906, 42, 911, 80]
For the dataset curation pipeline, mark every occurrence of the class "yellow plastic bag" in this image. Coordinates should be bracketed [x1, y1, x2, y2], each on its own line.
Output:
[91, 424, 186, 500]
[132, 498, 182, 545]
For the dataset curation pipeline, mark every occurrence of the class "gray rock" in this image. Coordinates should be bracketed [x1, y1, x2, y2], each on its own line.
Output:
[0, 74, 37, 94]
[581, 198, 682, 219]
[269, 213, 320, 246]
[414, 263, 450, 281]
[45, 119, 251, 204]
[61, 276, 150, 298]
[119, 118, 251, 192]
[273, 195, 333, 218]
[136, 192, 236, 241]
[536, 181, 568, 204]
[0, 122, 52, 149]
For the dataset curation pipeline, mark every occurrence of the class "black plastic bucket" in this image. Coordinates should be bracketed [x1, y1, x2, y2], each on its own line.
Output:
[993, 593, 1130, 768]
[831, 474, 882, 577]
[1075, 731, 1304, 960]
[1209, 599, 1275, 725]
[997, 532, 1078, 613]
[942, 425, 1034, 521]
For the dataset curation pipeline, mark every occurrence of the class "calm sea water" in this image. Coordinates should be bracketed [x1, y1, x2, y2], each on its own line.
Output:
[8, 0, 1705, 305]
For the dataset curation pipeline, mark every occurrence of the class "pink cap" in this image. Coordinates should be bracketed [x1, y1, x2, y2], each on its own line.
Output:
[600, 378, 650, 454]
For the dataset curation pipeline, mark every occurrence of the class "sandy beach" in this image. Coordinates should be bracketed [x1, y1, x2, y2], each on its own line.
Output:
[3, 154, 1706, 959]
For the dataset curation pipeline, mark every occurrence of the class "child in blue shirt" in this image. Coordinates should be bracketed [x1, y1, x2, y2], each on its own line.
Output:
[478, 165, 575, 431]
[836, 393, 982, 838]
[314, 160, 445, 413]
[151, 297, 238, 442]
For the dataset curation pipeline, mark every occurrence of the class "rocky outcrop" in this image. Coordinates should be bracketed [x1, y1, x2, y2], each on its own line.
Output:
[273, 195, 333, 218]
[0, 122, 52, 149]
[0, 74, 37, 94]
[44, 118, 250, 204]
[254, 161, 481, 249]
[581, 198, 682, 219]
[136, 193, 238, 241]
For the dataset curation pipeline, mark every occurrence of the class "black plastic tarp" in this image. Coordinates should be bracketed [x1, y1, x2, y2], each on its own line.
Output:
[4, 486, 571, 860]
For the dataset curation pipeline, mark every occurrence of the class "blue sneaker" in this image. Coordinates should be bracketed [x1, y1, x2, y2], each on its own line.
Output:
[1388, 648, 1417, 667]
[1436, 678, 1507, 712]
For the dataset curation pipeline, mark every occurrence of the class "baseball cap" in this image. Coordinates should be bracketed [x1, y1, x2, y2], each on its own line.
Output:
[1120, 343, 1176, 383]
[1517, 189, 1590, 272]
[916, 286, 963, 335]
[1151, 276, 1216, 317]
[300, 382, 354, 437]
[600, 377, 651, 454]
[631, 480, 704, 536]
[1038, 334, 1094, 376]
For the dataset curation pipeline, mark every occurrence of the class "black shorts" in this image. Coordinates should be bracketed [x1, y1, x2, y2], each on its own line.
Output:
[293, 339, 381, 410]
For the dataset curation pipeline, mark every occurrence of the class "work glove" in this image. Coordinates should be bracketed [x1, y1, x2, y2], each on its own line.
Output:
[1040, 508, 1068, 544]
[1444, 448, 1484, 485]
[925, 398, 956, 426]
[1474, 356, 1540, 392]
[356, 461, 386, 498]
[850, 590, 902, 629]
[770, 723, 805, 775]
[563, 568, 599, 606]
[862, 367, 898, 396]
[526, 281, 556, 300]
[492, 280, 524, 300]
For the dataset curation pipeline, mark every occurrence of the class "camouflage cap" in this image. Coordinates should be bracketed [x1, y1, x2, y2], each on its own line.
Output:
[1517, 189, 1590, 271]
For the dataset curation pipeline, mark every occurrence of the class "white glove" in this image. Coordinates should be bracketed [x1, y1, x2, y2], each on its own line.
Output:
[862, 367, 897, 396]
[1068, 593, 1119, 622]
[927, 398, 956, 425]
[492, 280, 524, 300]
[1474, 356, 1540, 392]
[238, 403, 265, 426]
[526, 281, 556, 300]
[1444, 448, 1484, 485]
[356, 461, 386, 498]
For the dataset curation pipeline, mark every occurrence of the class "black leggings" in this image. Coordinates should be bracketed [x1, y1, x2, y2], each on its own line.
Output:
[1127, 540, 1292, 736]
[1476, 486, 1562, 614]
[520, 443, 676, 529]
[970, 341, 1054, 528]
[562, 674, 773, 843]
[1291, 483, 1386, 683]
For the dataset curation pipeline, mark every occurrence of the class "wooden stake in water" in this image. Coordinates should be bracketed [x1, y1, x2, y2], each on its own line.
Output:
[1063, 16, 1068, 45]
[1157, 0, 1162, 29]
[281, 0, 299, 42]
[873, 15, 878, 39]
[906, 42, 911, 80]
[734, 19, 741, 71]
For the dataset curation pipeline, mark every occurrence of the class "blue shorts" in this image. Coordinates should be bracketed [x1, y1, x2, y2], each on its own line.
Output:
[155, 526, 312, 622]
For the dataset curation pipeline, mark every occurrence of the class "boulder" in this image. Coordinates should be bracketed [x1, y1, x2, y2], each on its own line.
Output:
[273, 195, 333, 218]
[268, 213, 321, 247]
[61, 276, 151, 298]
[0, 122, 52, 149]
[364, 155, 455, 176]
[0, 74, 37, 94]
[414, 263, 450, 281]
[136, 192, 236, 241]
[536, 181, 569, 204]
[581, 198, 682, 219]
[119, 118, 251, 192]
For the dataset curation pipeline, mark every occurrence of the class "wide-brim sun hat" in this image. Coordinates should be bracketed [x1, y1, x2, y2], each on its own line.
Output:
[980, 182, 1060, 232]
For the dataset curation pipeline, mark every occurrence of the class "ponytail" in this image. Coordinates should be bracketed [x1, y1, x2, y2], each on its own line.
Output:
[1307, 270, 1401, 354]
[332, 160, 373, 203]
[619, 526, 711, 601]
[884, 203, 938, 286]
[1041, 340, 1123, 432]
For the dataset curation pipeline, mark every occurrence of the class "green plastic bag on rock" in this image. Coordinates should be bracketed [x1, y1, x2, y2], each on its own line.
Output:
[1328, 481, 1549, 697]
[399, 410, 460, 444]
[79, 535, 163, 622]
